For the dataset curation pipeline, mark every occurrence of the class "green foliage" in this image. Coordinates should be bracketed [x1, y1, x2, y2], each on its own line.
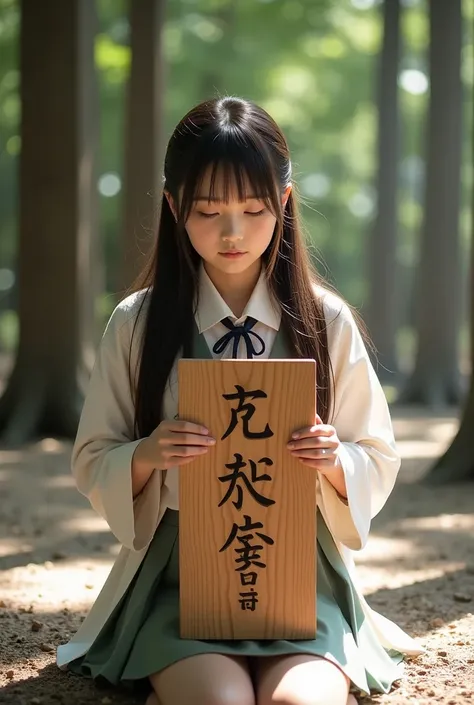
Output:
[0, 309, 17, 351]
[0, 0, 472, 327]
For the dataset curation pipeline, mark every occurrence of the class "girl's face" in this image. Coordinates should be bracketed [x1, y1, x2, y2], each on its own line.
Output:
[169, 169, 291, 280]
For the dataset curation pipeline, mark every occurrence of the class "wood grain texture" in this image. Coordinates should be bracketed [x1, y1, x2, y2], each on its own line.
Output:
[178, 359, 317, 640]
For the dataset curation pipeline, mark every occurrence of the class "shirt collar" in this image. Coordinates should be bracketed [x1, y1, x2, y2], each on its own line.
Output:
[195, 263, 281, 333]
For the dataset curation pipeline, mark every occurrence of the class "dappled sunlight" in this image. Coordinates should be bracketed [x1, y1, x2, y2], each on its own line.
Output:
[357, 559, 466, 595]
[424, 421, 459, 443]
[56, 512, 111, 534]
[0, 537, 33, 558]
[355, 528, 467, 594]
[392, 409, 459, 444]
[0, 449, 27, 463]
[35, 438, 68, 454]
[42, 474, 76, 489]
[391, 408, 460, 484]
[0, 557, 115, 613]
[397, 439, 449, 459]
[0, 410, 470, 703]
[399, 513, 474, 533]
[356, 533, 419, 563]
[0, 396, 470, 704]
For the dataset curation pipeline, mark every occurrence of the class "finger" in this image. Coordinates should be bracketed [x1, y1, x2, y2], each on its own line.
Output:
[169, 432, 216, 446]
[163, 445, 211, 459]
[159, 432, 215, 447]
[287, 436, 338, 451]
[164, 419, 210, 435]
[291, 425, 334, 439]
[295, 456, 337, 469]
[290, 448, 336, 460]
[167, 454, 206, 467]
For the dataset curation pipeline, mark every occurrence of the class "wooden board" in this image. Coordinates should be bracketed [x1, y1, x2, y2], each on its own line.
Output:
[178, 359, 317, 640]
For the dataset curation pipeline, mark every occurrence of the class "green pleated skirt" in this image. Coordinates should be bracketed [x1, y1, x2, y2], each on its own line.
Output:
[69, 509, 404, 698]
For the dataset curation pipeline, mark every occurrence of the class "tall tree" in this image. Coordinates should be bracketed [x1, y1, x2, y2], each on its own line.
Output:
[425, 57, 474, 484]
[0, 0, 98, 443]
[366, 0, 401, 382]
[120, 0, 166, 291]
[401, 0, 463, 406]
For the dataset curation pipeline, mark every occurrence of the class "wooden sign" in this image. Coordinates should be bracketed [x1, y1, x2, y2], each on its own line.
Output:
[178, 359, 317, 640]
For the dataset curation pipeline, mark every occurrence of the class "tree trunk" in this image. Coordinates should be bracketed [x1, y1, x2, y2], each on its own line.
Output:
[424, 19, 474, 484]
[0, 1, 98, 443]
[366, 0, 401, 383]
[400, 0, 463, 406]
[120, 0, 166, 292]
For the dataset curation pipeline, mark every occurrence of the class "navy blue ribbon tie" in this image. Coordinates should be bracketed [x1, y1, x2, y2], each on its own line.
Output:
[213, 316, 266, 359]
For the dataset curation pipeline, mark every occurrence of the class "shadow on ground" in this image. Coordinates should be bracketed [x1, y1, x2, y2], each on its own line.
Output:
[1, 407, 473, 704]
[0, 663, 141, 705]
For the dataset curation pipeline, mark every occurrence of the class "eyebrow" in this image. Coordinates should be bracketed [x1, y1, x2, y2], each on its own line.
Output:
[193, 195, 260, 203]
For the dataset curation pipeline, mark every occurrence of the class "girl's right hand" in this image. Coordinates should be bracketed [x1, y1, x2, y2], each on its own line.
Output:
[139, 419, 216, 470]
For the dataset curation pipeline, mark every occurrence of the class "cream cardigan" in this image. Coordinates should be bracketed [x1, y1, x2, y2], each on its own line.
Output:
[57, 287, 424, 668]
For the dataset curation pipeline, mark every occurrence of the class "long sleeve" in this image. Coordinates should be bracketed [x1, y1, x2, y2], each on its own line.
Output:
[317, 290, 401, 550]
[71, 291, 162, 551]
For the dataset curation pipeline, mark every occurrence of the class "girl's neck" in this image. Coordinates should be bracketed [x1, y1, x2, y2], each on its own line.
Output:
[204, 259, 262, 318]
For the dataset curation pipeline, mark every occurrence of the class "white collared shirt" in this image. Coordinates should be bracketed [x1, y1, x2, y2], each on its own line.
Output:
[196, 263, 281, 359]
[163, 264, 282, 509]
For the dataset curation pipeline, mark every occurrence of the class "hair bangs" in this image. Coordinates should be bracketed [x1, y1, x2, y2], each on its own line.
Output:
[179, 129, 282, 221]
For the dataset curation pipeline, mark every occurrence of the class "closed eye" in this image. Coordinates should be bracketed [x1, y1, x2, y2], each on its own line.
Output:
[245, 209, 266, 217]
[196, 208, 266, 218]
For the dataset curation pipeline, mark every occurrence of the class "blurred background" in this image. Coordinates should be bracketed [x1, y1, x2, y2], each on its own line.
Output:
[1, 5, 474, 702]
[0, 0, 473, 455]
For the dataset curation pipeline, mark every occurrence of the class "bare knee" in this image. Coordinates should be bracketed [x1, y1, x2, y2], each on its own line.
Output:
[157, 686, 254, 705]
[208, 693, 254, 705]
[196, 682, 255, 705]
[150, 654, 255, 705]
[261, 691, 349, 705]
[256, 655, 350, 705]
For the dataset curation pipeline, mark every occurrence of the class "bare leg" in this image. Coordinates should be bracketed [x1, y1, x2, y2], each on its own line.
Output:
[255, 654, 351, 705]
[148, 653, 255, 705]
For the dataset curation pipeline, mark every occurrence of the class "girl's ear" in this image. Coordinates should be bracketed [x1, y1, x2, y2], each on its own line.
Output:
[282, 184, 292, 208]
[164, 190, 178, 222]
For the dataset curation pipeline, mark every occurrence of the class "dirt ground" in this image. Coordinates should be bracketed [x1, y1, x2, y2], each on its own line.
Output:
[0, 406, 473, 705]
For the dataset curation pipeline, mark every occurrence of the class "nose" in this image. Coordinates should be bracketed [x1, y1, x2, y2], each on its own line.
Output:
[221, 214, 243, 242]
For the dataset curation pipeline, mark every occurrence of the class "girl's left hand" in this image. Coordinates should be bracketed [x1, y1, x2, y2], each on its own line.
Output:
[287, 414, 341, 474]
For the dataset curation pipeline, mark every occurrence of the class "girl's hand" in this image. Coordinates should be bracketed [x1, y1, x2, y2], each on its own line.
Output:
[286, 414, 341, 474]
[132, 419, 215, 497]
[137, 419, 216, 471]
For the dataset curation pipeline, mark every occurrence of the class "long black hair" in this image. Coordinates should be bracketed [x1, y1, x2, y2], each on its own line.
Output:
[129, 96, 335, 439]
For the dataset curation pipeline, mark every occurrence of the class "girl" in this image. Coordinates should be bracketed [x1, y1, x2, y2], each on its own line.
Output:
[57, 96, 423, 704]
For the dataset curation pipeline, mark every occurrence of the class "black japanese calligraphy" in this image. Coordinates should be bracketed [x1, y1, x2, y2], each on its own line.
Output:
[220, 514, 275, 553]
[239, 589, 259, 611]
[221, 385, 274, 440]
[220, 514, 274, 574]
[234, 543, 266, 571]
[240, 571, 258, 586]
[217, 380, 278, 614]
[218, 454, 276, 509]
